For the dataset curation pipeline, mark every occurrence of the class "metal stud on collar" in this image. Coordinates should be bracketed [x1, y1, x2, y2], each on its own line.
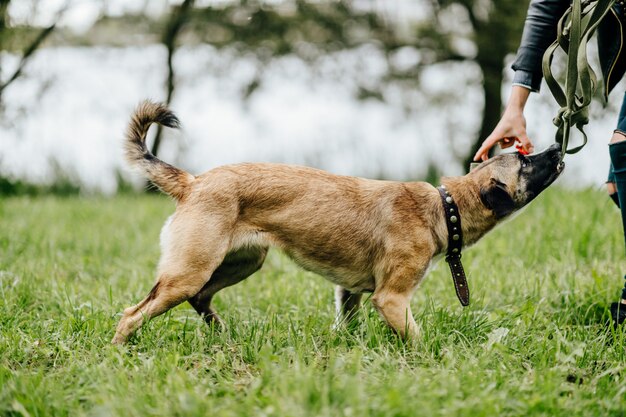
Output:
[437, 185, 470, 306]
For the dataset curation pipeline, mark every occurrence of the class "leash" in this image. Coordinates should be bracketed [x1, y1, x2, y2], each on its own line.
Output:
[437, 185, 470, 306]
[542, 0, 617, 159]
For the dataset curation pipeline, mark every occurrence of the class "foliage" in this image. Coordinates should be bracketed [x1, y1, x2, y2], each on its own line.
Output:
[428, 0, 529, 165]
[189, 1, 398, 55]
[0, 0, 59, 105]
[1, 188, 625, 416]
[175, 0, 530, 163]
[0, 0, 534, 187]
[0, 175, 80, 196]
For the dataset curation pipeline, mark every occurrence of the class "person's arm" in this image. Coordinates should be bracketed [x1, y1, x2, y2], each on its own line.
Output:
[511, 0, 570, 89]
[474, 0, 570, 161]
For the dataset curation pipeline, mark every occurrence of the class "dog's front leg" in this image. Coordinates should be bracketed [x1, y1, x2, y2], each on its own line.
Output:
[371, 257, 430, 340]
[371, 289, 419, 340]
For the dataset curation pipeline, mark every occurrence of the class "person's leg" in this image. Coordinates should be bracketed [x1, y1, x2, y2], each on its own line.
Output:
[609, 92, 626, 325]
[609, 130, 626, 325]
[607, 93, 626, 205]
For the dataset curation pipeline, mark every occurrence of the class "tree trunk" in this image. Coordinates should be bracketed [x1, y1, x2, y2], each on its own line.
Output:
[0, 0, 10, 105]
[0, 0, 56, 107]
[150, 0, 195, 158]
[145, 0, 194, 192]
[463, 59, 504, 169]
[0, 0, 8, 44]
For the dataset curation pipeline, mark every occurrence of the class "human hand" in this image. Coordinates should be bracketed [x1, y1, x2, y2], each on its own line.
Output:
[473, 110, 534, 161]
[473, 86, 534, 161]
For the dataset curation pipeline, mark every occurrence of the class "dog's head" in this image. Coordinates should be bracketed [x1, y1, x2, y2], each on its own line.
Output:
[469, 143, 564, 219]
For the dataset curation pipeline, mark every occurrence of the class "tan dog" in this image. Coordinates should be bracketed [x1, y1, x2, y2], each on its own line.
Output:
[112, 101, 564, 344]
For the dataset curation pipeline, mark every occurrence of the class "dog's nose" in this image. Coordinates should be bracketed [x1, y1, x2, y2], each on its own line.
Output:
[546, 143, 563, 160]
[547, 143, 565, 171]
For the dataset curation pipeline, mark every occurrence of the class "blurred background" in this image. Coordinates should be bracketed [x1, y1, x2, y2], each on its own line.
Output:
[0, 0, 623, 195]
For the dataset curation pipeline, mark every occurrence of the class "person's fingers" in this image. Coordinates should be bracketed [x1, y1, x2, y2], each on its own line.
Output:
[473, 133, 501, 161]
[607, 181, 617, 194]
[517, 133, 535, 154]
[474, 140, 492, 161]
[473, 145, 486, 161]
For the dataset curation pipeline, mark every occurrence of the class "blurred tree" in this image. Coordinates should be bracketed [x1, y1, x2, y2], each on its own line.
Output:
[438, 0, 529, 167]
[186, 1, 403, 94]
[151, 0, 195, 158]
[175, 0, 528, 169]
[0, 0, 60, 107]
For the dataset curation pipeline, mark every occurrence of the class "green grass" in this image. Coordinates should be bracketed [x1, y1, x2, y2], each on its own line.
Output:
[1, 188, 625, 417]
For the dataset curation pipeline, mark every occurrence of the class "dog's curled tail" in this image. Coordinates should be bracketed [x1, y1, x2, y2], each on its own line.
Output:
[125, 100, 194, 200]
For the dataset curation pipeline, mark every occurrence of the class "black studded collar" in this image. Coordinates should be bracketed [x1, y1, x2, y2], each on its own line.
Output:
[437, 185, 470, 306]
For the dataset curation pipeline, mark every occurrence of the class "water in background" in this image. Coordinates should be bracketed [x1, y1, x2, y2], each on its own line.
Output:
[0, 44, 621, 193]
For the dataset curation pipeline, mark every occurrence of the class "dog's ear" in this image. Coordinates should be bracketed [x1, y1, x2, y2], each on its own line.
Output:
[480, 179, 515, 219]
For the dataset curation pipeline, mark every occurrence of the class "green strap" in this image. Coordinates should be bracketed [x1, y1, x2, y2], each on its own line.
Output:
[542, 0, 616, 157]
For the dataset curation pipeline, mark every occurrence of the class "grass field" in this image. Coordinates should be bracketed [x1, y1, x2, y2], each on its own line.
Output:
[1, 187, 626, 416]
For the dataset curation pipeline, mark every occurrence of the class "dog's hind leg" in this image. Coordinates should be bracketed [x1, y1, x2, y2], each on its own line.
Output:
[188, 247, 267, 327]
[111, 234, 231, 344]
[111, 269, 218, 344]
[334, 286, 363, 326]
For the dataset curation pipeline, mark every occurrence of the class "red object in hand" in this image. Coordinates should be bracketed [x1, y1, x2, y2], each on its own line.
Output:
[516, 144, 529, 155]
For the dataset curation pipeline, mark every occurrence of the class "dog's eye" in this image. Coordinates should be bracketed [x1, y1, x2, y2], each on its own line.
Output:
[518, 153, 529, 169]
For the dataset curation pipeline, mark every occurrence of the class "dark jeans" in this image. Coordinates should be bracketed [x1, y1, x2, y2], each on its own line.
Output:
[608, 92, 626, 183]
[608, 92, 626, 299]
